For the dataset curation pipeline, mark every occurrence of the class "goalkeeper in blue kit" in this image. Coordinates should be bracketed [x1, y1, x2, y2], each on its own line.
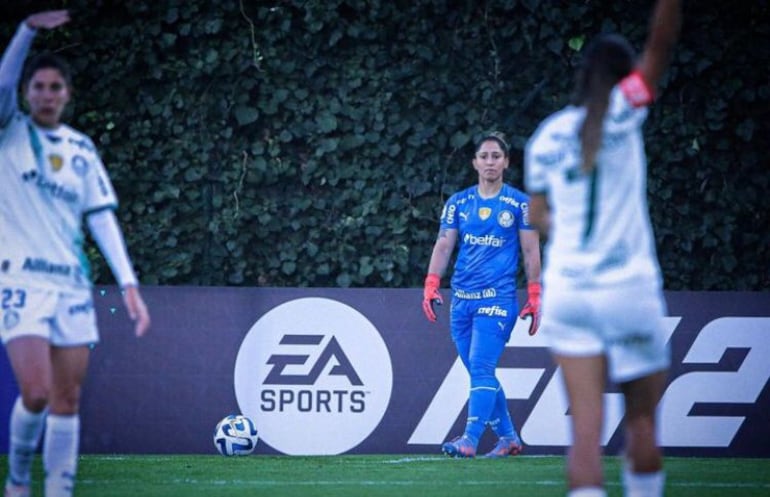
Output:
[422, 132, 542, 458]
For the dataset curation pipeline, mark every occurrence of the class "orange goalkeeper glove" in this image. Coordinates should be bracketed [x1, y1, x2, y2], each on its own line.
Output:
[518, 282, 541, 336]
[422, 273, 443, 322]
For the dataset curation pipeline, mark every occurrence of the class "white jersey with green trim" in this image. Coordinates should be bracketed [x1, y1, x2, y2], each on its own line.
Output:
[524, 82, 663, 288]
[0, 111, 118, 292]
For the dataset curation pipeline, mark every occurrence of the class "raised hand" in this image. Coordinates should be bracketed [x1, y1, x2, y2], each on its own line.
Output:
[25, 10, 70, 30]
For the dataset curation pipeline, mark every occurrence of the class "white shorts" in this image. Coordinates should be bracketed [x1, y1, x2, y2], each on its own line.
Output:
[540, 277, 670, 383]
[0, 284, 99, 347]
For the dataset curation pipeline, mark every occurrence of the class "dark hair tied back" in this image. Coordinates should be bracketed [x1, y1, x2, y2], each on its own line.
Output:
[475, 131, 510, 156]
[575, 34, 635, 173]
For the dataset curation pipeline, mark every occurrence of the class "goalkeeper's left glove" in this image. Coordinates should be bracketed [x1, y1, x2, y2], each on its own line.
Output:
[518, 282, 541, 336]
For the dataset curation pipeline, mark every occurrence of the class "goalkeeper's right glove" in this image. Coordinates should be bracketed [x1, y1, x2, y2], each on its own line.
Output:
[422, 273, 443, 322]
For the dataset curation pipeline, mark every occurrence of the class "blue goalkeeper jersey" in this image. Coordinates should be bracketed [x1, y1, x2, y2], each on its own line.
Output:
[440, 183, 533, 299]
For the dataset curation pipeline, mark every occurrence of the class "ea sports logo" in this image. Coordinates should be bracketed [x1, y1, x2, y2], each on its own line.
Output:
[233, 298, 393, 455]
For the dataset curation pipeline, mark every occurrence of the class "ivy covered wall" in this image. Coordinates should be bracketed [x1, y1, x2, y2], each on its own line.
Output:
[2, 0, 768, 290]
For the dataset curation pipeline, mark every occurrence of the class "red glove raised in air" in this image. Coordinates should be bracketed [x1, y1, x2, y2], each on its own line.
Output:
[422, 273, 443, 322]
[518, 282, 541, 336]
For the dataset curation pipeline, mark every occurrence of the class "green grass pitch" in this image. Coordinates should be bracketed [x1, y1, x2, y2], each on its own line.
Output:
[3, 455, 769, 496]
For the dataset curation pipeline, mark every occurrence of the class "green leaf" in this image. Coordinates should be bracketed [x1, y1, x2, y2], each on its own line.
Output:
[336, 272, 352, 287]
[234, 106, 259, 126]
[281, 261, 296, 275]
[315, 112, 338, 133]
[568, 36, 584, 51]
[449, 131, 469, 149]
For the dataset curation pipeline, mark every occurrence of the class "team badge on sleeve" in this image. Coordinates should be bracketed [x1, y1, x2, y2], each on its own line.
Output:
[49, 154, 64, 172]
[71, 155, 89, 177]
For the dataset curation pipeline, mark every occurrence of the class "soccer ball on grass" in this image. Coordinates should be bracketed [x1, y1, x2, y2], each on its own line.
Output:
[213, 414, 259, 456]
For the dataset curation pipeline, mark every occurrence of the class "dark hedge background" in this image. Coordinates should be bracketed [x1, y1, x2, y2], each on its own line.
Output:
[2, 0, 768, 290]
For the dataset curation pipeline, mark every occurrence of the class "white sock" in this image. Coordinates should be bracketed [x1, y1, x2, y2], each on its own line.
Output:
[568, 487, 607, 497]
[6, 397, 45, 486]
[43, 414, 80, 497]
[623, 468, 665, 497]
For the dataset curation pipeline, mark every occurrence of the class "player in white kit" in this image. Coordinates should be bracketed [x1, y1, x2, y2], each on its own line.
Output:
[524, 0, 681, 496]
[1, 10, 150, 497]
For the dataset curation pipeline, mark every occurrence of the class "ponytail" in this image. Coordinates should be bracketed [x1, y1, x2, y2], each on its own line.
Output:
[574, 34, 636, 173]
[579, 74, 614, 173]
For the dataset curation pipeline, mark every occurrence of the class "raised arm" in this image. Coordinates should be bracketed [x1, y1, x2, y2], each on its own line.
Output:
[0, 25, 34, 125]
[637, 0, 682, 91]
